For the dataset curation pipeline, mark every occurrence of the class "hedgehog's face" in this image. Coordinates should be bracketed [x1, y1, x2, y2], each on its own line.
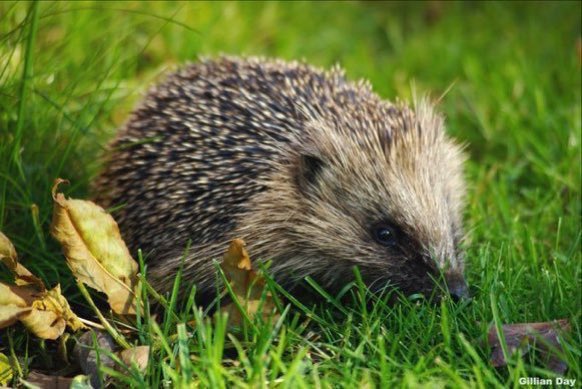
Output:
[278, 102, 468, 301]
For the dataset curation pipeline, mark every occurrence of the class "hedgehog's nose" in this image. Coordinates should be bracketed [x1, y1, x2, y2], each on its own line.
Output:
[446, 274, 469, 302]
[449, 281, 469, 302]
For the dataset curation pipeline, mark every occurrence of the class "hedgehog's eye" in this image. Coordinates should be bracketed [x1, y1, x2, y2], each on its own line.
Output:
[373, 224, 397, 247]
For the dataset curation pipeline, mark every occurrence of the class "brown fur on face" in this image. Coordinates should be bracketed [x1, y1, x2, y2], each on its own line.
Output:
[93, 56, 467, 301]
[237, 100, 467, 298]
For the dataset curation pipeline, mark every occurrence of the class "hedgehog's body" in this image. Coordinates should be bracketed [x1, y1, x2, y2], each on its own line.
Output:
[94, 56, 468, 301]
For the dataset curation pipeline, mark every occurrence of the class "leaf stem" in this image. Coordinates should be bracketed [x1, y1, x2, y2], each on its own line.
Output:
[76, 282, 131, 350]
[77, 317, 105, 330]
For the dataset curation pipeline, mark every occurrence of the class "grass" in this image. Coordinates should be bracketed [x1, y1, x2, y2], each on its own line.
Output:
[0, 1, 580, 387]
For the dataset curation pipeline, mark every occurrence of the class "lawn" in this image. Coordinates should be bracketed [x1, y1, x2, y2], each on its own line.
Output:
[0, 1, 580, 387]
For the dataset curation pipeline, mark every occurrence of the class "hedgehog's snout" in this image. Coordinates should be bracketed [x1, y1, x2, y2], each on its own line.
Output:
[444, 271, 469, 302]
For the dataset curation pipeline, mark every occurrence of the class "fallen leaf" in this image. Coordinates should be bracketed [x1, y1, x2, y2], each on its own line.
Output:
[0, 231, 43, 288]
[50, 179, 139, 315]
[23, 370, 74, 389]
[0, 282, 84, 339]
[0, 352, 12, 386]
[0, 304, 32, 328]
[220, 239, 278, 327]
[488, 319, 571, 374]
[118, 346, 150, 373]
[223, 238, 253, 271]
[74, 331, 149, 386]
[0, 282, 65, 339]
[36, 285, 86, 333]
[73, 330, 117, 388]
[0, 233, 86, 339]
[0, 231, 17, 263]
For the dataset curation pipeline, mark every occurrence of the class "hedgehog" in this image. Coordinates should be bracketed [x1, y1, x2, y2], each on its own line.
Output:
[93, 56, 469, 302]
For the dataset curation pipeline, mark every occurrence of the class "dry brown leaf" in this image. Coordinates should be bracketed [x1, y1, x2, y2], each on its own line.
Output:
[0, 231, 17, 263]
[0, 231, 44, 288]
[0, 233, 86, 339]
[0, 282, 35, 327]
[0, 304, 32, 328]
[23, 370, 75, 389]
[33, 285, 86, 333]
[223, 238, 253, 271]
[118, 346, 150, 373]
[74, 330, 117, 388]
[488, 319, 571, 374]
[0, 282, 85, 339]
[73, 330, 148, 385]
[50, 179, 139, 315]
[220, 239, 278, 327]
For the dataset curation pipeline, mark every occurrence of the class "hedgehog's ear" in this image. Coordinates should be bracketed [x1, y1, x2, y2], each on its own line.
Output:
[296, 153, 326, 193]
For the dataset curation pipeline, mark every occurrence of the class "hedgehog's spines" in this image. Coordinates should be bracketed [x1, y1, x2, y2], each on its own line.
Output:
[94, 56, 467, 298]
